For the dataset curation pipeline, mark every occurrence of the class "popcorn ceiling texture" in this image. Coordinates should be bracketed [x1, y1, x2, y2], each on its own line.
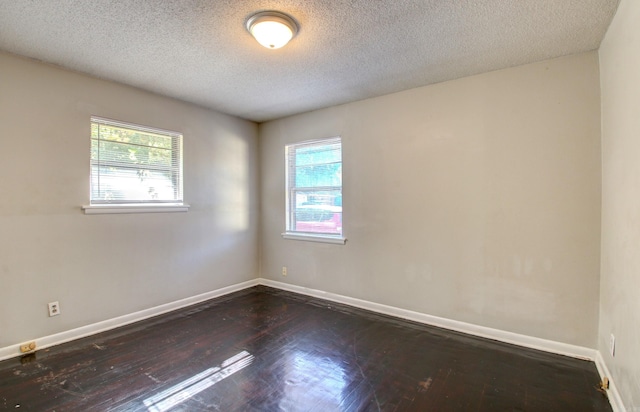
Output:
[0, 0, 619, 122]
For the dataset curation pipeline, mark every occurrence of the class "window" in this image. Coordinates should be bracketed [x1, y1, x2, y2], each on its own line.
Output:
[84, 117, 187, 214]
[284, 137, 344, 243]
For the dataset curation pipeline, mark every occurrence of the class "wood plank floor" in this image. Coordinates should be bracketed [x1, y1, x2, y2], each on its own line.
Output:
[0, 286, 611, 411]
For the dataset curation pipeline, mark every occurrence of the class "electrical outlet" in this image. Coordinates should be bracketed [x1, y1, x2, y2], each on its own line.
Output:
[282, 266, 287, 276]
[20, 341, 36, 353]
[610, 334, 615, 357]
[48, 301, 60, 317]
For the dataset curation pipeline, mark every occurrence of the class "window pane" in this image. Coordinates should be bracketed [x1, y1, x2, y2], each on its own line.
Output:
[292, 189, 342, 235]
[286, 137, 342, 237]
[90, 117, 182, 204]
[293, 189, 342, 208]
[93, 140, 172, 169]
[294, 206, 342, 234]
[295, 142, 341, 166]
[294, 163, 342, 187]
[97, 124, 173, 149]
[91, 166, 177, 202]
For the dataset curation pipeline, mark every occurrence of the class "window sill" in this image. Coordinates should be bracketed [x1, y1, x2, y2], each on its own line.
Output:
[82, 204, 190, 215]
[281, 232, 347, 245]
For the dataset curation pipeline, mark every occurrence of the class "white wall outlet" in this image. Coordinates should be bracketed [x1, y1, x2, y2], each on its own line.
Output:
[282, 266, 287, 276]
[610, 333, 615, 357]
[48, 301, 60, 317]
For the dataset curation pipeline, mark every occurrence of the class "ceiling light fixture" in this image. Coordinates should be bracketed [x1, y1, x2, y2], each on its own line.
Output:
[246, 11, 299, 49]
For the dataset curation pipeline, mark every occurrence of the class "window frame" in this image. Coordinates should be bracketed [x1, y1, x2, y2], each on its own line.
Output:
[82, 116, 189, 215]
[283, 137, 346, 244]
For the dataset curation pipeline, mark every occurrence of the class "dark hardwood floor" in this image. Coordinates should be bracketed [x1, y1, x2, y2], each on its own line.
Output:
[0, 286, 611, 411]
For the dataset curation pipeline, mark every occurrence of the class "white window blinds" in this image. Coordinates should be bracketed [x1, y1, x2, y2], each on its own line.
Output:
[90, 117, 183, 204]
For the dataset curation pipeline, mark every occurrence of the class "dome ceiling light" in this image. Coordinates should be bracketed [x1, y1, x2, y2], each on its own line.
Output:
[246, 11, 299, 49]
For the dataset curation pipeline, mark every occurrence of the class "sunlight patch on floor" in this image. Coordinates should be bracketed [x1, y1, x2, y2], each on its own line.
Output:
[143, 351, 254, 412]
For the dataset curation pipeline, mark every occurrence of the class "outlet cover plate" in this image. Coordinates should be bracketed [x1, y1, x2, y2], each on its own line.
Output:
[48, 301, 60, 317]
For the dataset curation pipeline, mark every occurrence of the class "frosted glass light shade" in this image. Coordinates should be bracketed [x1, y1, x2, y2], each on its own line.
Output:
[246, 11, 298, 49]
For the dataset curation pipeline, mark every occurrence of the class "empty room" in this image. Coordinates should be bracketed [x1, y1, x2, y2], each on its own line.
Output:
[0, 1, 638, 411]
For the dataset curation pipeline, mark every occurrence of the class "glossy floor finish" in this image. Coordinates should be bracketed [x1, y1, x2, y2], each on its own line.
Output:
[0, 286, 611, 411]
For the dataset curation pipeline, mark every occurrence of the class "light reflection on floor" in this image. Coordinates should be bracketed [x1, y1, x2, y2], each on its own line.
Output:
[143, 351, 254, 412]
[279, 350, 347, 411]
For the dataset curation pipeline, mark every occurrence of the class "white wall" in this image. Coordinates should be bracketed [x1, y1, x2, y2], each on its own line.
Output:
[0, 52, 259, 348]
[260, 52, 602, 348]
[599, 0, 640, 409]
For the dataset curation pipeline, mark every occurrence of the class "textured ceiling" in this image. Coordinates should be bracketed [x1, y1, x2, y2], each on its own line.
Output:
[0, 1, 619, 123]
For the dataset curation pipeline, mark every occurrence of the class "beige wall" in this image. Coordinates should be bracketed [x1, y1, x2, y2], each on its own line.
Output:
[599, 0, 640, 409]
[260, 52, 602, 348]
[0, 41, 609, 383]
[0, 52, 259, 348]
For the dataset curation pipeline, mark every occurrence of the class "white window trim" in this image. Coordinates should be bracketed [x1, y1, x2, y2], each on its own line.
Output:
[285, 137, 344, 243]
[88, 116, 185, 211]
[281, 232, 346, 245]
[82, 203, 190, 215]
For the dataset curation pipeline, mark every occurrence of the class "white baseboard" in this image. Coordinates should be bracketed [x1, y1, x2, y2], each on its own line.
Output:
[0, 279, 259, 362]
[258, 278, 597, 360]
[0, 277, 623, 412]
[0, 277, 598, 363]
[595, 351, 627, 412]
[259, 278, 629, 411]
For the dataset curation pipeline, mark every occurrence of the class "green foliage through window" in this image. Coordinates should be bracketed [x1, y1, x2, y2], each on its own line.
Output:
[90, 117, 183, 204]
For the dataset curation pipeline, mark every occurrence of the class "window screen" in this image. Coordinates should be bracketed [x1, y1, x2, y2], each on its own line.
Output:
[286, 138, 342, 237]
[90, 117, 183, 204]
